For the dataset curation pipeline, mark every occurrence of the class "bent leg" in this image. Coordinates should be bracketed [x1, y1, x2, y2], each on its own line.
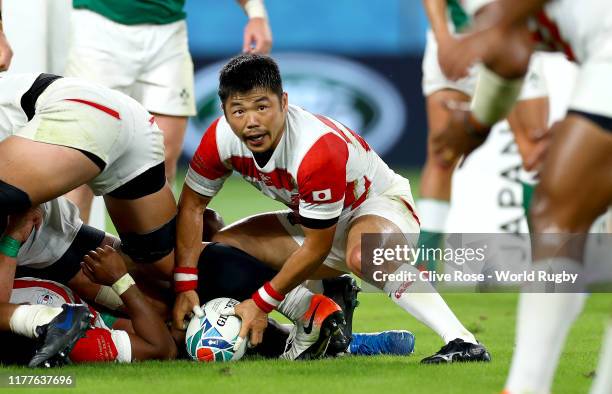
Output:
[418, 90, 471, 270]
[211, 212, 300, 270]
[0, 137, 100, 212]
[506, 115, 612, 394]
[104, 183, 177, 280]
[344, 214, 476, 345]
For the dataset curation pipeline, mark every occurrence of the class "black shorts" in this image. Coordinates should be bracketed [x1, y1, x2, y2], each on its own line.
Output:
[568, 109, 612, 133]
[15, 224, 105, 285]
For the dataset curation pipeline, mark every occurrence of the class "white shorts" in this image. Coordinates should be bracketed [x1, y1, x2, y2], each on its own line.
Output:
[15, 77, 165, 195]
[422, 29, 548, 100]
[277, 175, 421, 272]
[65, 9, 196, 117]
[422, 29, 478, 97]
[569, 61, 612, 120]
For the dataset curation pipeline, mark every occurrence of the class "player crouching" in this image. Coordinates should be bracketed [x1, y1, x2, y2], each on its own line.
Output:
[173, 54, 490, 363]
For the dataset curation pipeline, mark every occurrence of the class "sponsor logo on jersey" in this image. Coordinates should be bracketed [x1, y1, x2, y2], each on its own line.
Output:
[37, 292, 56, 305]
[186, 53, 406, 159]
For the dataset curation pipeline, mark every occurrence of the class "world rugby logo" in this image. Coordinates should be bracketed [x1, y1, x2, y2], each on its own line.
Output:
[185, 53, 407, 159]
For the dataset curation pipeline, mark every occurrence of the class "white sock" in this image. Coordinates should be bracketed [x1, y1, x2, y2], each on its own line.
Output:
[505, 292, 587, 394]
[528, 257, 586, 293]
[379, 263, 476, 344]
[277, 286, 313, 321]
[417, 199, 450, 232]
[9, 305, 63, 339]
[304, 280, 324, 294]
[591, 320, 612, 394]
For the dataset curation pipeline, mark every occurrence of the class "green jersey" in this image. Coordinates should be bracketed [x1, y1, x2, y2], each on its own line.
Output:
[73, 0, 186, 25]
[447, 0, 470, 32]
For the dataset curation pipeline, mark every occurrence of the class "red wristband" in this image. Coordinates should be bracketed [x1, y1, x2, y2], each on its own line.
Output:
[174, 267, 198, 293]
[251, 282, 285, 313]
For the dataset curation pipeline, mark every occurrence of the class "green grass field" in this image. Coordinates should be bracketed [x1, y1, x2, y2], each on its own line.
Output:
[2, 170, 609, 394]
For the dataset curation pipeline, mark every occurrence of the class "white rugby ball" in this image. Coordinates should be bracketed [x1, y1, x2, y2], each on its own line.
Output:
[185, 297, 247, 362]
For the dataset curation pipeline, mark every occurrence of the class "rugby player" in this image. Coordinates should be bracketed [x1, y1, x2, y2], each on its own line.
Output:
[2, 246, 176, 366]
[173, 54, 490, 363]
[0, 73, 181, 363]
[0, 206, 94, 367]
[64, 0, 273, 222]
[431, 1, 612, 392]
[0, 74, 178, 277]
[418, 0, 551, 267]
[1, 198, 411, 365]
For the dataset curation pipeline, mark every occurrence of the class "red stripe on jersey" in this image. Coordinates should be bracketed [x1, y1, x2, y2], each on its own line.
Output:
[13, 279, 74, 304]
[400, 198, 421, 226]
[230, 156, 296, 192]
[298, 133, 348, 204]
[535, 11, 576, 62]
[65, 99, 121, 120]
[315, 114, 351, 144]
[351, 176, 372, 210]
[343, 176, 372, 210]
[315, 114, 371, 152]
[191, 118, 232, 180]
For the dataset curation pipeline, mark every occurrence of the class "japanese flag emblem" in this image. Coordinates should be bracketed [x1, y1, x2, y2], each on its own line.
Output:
[312, 189, 332, 202]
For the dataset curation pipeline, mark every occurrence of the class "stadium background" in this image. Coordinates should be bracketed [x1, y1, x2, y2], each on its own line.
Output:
[1, 2, 608, 394]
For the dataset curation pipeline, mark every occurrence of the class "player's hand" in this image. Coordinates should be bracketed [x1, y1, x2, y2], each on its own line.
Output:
[4, 207, 43, 243]
[173, 290, 202, 330]
[81, 246, 128, 286]
[223, 299, 268, 350]
[243, 17, 273, 54]
[523, 122, 556, 173]
[431, 101, 490, 168]
[0, 31, 13, 71]
[437, 35, 471, 81]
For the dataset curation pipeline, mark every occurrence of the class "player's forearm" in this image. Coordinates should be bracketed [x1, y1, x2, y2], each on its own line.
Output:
[423, 0, 451, 42]
[0, 255, 16, 302]
[270, 244, 330, 295]
[176, 186, 211, 269]
[120, 285, 176, 359]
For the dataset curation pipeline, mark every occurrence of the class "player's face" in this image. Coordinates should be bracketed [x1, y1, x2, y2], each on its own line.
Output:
[224, 88, 288, 153]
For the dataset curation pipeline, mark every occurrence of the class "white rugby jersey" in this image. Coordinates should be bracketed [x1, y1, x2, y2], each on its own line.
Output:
[17, 197, 83, 269]
[10, 277, 100, 325]
[186, 105, 400, 223]
[10, 277, 131, 363]
[0, 73, 39, 140]
[533, 0, 612, 65]
[462, 0, 611, 64]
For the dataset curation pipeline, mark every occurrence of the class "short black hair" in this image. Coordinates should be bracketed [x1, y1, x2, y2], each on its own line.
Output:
[218, 54, 283, 105]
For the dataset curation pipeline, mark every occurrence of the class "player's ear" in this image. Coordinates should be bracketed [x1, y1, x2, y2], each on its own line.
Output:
[281, 92, 288, 112]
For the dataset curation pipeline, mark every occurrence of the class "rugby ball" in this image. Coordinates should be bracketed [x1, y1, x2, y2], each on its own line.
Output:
[185, 297, 247, 362]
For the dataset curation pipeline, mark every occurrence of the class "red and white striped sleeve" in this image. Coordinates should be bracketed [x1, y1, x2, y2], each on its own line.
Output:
[185, 118, 232, 197]
[296, 133, 348, 228]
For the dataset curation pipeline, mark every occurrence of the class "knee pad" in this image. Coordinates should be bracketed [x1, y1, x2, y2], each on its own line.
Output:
[0, 180, 32, 216]
[197, 242, 277, 302]
[119, 216, 176, 264]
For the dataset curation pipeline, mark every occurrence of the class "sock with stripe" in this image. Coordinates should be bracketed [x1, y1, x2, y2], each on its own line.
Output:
[415, 199, 449, 271]
[380, 263, 476, 344]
